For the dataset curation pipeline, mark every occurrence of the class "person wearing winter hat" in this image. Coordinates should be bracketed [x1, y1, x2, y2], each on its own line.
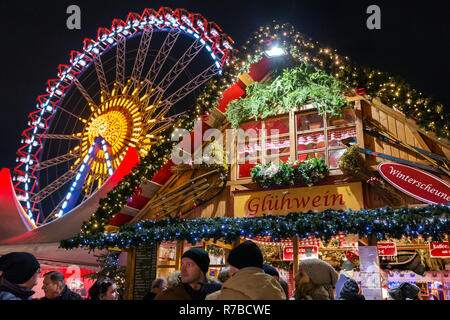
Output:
[155, 247, 221, 300]
[338, 278, 365, 300]
[0, 252, 41, 300]
[335, 260, 355, 299]
[294, 258, 339, 300]
[206, 240, 286, 300]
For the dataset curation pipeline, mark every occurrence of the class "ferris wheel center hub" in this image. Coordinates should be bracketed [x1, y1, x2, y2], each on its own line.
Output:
[87, 110, 128, 148]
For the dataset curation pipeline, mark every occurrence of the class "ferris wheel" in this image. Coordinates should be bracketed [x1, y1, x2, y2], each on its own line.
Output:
[13, 7, 233, 227]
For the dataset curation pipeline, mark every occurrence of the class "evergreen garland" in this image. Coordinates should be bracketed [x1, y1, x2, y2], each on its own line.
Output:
[251, 158, 328, 189]
[225, 62, 349, 128]
[60, 204, 449, 251]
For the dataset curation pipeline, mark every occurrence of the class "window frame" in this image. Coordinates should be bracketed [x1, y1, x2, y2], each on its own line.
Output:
[234, 105, 358, 180]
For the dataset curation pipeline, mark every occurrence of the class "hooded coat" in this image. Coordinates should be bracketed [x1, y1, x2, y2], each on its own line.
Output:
[0, 278, 35, 300]
[206, 267, 286, 300]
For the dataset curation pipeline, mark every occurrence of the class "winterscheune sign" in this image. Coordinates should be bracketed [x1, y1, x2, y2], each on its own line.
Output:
[232, 182, 364, 218]
[378, 162, 450, 204]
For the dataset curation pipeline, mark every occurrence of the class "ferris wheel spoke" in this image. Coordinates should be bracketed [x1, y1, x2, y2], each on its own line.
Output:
[94, 55, 110, 97]
[29, 164, 81, 204]
[38, 134, 81, 141]
[140, 30, 180, 97]
[29, 151, 81, 171]
[115, 37, 126, 90]
[130, 29, 154, 89]
[73, 78, 97, 107]
[41, 197, 67, 225]
[143, 39, 205, 106]
[149, 63, 219, 123]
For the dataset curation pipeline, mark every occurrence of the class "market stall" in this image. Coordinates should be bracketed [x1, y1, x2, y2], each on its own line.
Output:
[60, 22, 449, 300]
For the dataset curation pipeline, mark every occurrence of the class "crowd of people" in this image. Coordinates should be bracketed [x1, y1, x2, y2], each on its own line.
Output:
[0, 241, 423, 301]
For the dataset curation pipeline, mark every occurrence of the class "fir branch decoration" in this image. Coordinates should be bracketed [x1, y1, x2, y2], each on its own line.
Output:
[251, 158, 328, 189]
[225, 62, 349, 128]
[60, 204, 450, 251]
[338, 145, 403, 206]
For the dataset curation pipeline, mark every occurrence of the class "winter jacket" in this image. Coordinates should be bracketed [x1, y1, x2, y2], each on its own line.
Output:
[295, 285, 332, 300]
[339, 291, 365, 300]
[334, 273, 351, 299]
[206, 267, 286, 300]
[0, 278, 35, 300]
[154, 281, 221, 300]
[41, 285, 83, 300]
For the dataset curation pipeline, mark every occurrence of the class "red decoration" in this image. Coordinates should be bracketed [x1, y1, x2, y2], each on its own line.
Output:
[200, 111, 210, 122]
[292, 162, 299, 169]
[133, 186, 142, 196]
[355, 87, 366, 95]
[192, 203, 197, 208]
[367, 177, 380, 185]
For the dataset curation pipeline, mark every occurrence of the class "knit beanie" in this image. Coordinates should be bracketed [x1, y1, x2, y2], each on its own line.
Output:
[0, 252, 40, 284]
[262, 264, 280, 277]
[341, 278, 360, 295]
[341, 260, 355, 271]
[228, 240, 263, 270]
[181, 247, 210, 276]
[298, 258, 339, 286]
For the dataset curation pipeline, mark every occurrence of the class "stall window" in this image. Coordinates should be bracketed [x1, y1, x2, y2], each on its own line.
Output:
[236, 107, 358, 179]
[237, 117, 290, 178]
[156, 241, 178, 280]
[297, 108, 357, 169]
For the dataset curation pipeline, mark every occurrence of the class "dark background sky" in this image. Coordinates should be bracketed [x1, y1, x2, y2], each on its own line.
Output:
[0, 0, 449, 170]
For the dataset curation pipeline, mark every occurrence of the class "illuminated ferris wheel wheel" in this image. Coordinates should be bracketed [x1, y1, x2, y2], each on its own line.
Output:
[13, 7, 233, 227]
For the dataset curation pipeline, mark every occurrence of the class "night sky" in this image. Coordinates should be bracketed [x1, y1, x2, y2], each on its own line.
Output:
[0, 0, 449, 170]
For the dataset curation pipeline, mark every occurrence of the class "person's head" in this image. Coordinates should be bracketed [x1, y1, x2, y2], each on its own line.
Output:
[278, 277, 290, 299]
[262, 264, 280, 280]
[151, 277, 168, 294]
[88, 278, 118, 300]
[227, 240, 263, 277]
[42, 271, 65, 299]
[341, 260, 355, 277]
[295, 258, 339, 299]
[217, 267, 230, 283]
[388, 282, 420, 300]
[180, 247, 210, 286]
[0, 252, 40, 290]
[341, 278, 361, 295]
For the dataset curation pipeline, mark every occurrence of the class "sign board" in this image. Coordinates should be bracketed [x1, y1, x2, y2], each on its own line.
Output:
[378, 162, 450, 204]
[282, 245, 318, 261]
[133, 245, 158, 300]
[233, 182, 364, 218]
[429, 242, 450, 258]
[359, 246, 383, 300]
[377, 242, 397, 256]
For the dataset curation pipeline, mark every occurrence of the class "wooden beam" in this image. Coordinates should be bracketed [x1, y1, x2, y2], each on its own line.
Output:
[123, 248, 136, 300]
[175, 240, 184, 270]
[292, 236, 299, 283]
[405, 122, 432, 153]
[354, 100, 366, 160]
